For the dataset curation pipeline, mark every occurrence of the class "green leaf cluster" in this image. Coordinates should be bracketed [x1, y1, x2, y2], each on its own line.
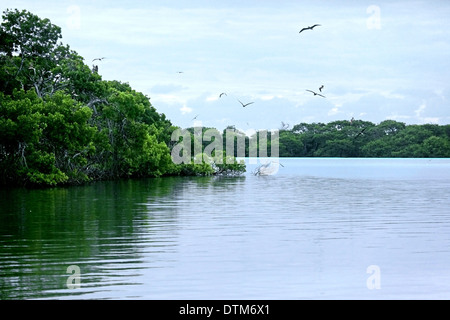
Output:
[0, 9, 241, 187]
[278, 119, 450, 158]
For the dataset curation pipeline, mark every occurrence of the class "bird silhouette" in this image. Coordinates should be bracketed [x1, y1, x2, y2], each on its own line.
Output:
[354, 127, 366, 139]
[192, 114, 199, 120]
[299, 24, 321, 33]
[92, 57, 106, 62]
[306, 89, 326, 98]
[238, 99, 254, 107]
[319, 85, 324, 92]
[219, 92, 227, 98]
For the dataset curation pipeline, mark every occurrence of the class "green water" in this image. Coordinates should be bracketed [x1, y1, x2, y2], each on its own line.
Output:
[0, 177, 186, 299]
[2, 158, 450, 299]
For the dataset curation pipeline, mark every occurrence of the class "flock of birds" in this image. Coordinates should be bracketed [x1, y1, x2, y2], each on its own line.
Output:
[91, 23, 367, 139]
[183, 23, 327, 123]
[91, 23, 327, 119]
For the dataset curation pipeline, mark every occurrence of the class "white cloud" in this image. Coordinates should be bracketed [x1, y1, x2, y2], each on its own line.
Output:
[260, 95, 276, 101]
[385, 114, 411, 122]
[380, 91, 405, 100]
[150, 84, 185, 94]
[328, 107, 340, 116]
[422, 117, 440, 124]
[206, 95, 218, 102]
[413, 101, 441, 124]
[193, 119, 203, 127]
[152, 94, 186, 106]
[180, 105, 193, 114]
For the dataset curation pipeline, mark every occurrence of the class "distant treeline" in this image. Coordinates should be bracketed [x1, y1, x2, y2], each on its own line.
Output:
[277, 120, 450, 157]
[185, 120, 450, 158]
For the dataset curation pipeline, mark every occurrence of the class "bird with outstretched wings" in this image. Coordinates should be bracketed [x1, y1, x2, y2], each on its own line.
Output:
[299, 24, 321, 33]
[238, 99, 254, 107]
[306, 89, 326, 98]
[354, 128, 367, 139]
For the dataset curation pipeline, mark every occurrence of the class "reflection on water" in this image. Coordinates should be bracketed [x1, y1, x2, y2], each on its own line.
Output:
[1, 158, 450, 299]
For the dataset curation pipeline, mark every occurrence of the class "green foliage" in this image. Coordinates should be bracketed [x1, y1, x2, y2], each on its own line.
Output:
[422, 136, 450, 157]
[172, 152, 246, 177]
[0, 9, 235, 187]
[0, 89, 97, 186]
[280, 120, 450, 158]
[170, 128, 247, 176]
[183, 120, 450, 160]
[212, 154, 246, 176]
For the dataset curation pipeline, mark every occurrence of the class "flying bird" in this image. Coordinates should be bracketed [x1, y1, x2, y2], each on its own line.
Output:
[354, 128, 367, 139]
[238, 99, 254, 107]
[299, 24, 321, 33]
[219, 92, 227, 98]
[306, 89, 326, 98]
[176, 71, 184, 74]
[319, 85, 324, 92]
[92, 57, 106, 62]
[280, 121, 290, 130]
[192, 114, 199, 121]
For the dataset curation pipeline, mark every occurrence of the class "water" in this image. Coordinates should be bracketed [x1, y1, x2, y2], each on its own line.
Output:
[1, 158, 450, 300]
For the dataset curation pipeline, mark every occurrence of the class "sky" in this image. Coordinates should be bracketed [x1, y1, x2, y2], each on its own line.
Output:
[2, 0, 450, 133]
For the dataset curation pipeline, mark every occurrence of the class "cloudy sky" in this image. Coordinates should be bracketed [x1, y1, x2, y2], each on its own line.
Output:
[3, 0, 450, 132]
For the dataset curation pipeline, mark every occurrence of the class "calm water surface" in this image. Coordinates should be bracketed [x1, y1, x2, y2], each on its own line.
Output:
[1, 158, 450, 299]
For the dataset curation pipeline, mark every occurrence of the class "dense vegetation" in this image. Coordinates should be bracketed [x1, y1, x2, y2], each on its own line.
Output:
[277, 120, 450, 157]
[195, 120, 450, 158]
[0, 9, 244, 187]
